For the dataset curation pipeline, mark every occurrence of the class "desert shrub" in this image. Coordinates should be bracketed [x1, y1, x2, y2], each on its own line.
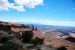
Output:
[8, 31, 12, 35]
[0, 41, 22, 50]
[65, 37, 75, 42]
[32, 37, 44, 46]
[22, 31, 33, 43]
[57, 46, 67, 50]
[0, 37, 9, 43]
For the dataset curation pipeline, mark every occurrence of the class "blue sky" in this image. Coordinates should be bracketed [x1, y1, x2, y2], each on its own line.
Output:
[0, 0, 75, 26]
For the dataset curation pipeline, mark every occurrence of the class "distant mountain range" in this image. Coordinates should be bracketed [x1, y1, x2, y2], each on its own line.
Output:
[17, 22, 75, 35]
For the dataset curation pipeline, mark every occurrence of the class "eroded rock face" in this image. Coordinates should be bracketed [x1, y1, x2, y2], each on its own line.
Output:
[11, 24, 23, 28]
[0, 24, 11, 31]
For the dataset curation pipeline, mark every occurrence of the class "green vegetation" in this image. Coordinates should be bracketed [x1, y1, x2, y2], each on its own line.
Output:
[22, 31, 33, 43]
[0, 37, 9, 43]
[32, 37, 44, 46]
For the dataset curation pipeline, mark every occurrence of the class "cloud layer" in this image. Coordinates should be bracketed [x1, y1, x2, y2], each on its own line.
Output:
[0, 0, 44, 12]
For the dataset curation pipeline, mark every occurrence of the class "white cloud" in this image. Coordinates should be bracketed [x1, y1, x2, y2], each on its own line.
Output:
[14, 0, 44, 8]
[0, 0, 9, 11]
[0, 0, 44, 12]
[11, 5, 25, 12]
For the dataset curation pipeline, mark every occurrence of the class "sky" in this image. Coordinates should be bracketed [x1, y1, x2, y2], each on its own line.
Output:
[0, 0, 75, 27]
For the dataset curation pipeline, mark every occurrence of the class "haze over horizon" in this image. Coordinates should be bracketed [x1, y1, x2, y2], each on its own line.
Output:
[0, 0, 75, 27]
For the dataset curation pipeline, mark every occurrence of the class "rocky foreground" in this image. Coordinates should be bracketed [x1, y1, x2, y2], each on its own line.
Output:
[0, 21, 75, 50]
